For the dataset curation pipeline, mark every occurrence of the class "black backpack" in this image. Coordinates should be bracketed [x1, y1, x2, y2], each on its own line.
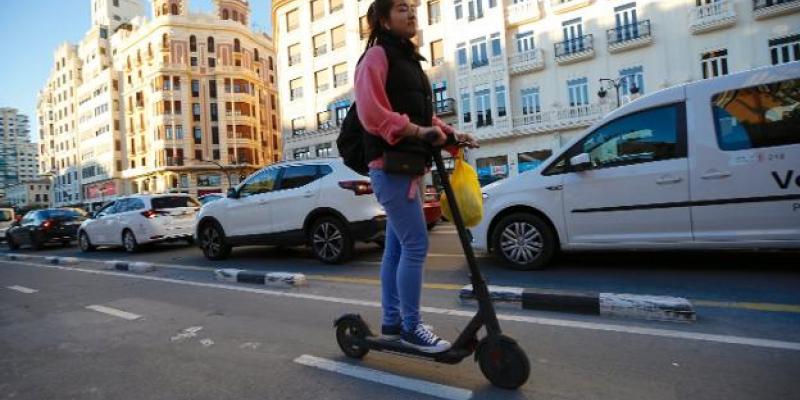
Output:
[336, 103, 370, 176]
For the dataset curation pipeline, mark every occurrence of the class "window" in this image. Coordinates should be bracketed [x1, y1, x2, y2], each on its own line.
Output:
[113, 0, 119, 6]
[209, 80, 217, 98]
[516, 31, 535, 53]
[567, 78, 589, 107]
[192, 80, 200, 97]
[279, 165, 319, 189]
[476, 155, 508, 186]
[471, 38, 488, 68]
[620, 66, 644, 99]
[433, 82, 448, 112]
[254, 49, 260, 61]
[613, 3, 639, 41]
[578, 104, 684, 170]
[495, 81, 506, 118]
[208, 57, 216, 68]
[210, 103, 218, 121]
[428, 1, 442, 24]
[315, 69, 330, 93]
[457, 44, 468, 67]
[294, 147, 311, 160]
[190, 35, 197, 52]
[197, 174, 222, 187]
[769, 34, 800, 65]
[330, 0, 343, 13]
[194, 127, 202, 144]
[430, 40, 444, 66]
[152, 196, 199, 209]
[562, 18, 585, 54]
[174, 100, 182, 114]
[311, 0, 324, 21]
[333, 63, 348, 87]
[460, 88, 471, 123]
[490, 33, 502, 57]
[288, 44, 301, 66]
[455, 0, 463, 19]
[521, 87, 541, 115]
[286, 8, 299, 31]
[208, 36, 215, 53]
[291, 117, 305, 135]
[331, 25, 346, 50]
[313, 33, 327, 56]
[712, 78, 800, 151]
[175, 125, 184, 139]
[475, 87, 492, 127]
[193, 103, 201, 121]
[518, 150, 553, 173]
[212, 126, 219, 144]
[467, 0, 484, 20]
[701, 49, 728, 79]
[316, 143, 333, 157]
[234, 39, 241, 53]
[240, 168, 279, 197]
[290, 78, 303, 100]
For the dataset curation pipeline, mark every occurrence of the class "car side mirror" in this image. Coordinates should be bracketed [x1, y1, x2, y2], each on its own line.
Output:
[227, 188, 239, 199]
[569, 153, 591, 171]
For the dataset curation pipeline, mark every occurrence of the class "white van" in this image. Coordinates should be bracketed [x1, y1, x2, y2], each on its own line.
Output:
[471, 62, 800, 270]
[0, 208, 15, 240]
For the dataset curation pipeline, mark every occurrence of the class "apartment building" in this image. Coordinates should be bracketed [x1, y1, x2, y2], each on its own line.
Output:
[0, 108, 38, 199]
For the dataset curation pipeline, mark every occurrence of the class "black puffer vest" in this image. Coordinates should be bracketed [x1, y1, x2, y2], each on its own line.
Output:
[363, 32, 435, 165]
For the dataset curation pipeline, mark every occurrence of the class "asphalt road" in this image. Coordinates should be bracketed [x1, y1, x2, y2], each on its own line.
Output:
[1, 257, 799, 400]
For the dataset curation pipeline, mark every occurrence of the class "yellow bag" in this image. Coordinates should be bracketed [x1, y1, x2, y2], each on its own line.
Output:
[440, 149, 483, 227]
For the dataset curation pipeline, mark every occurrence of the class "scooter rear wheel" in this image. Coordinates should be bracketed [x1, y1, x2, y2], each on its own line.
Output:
[477, 335, 530, 389]
[336, 318, 370, 359]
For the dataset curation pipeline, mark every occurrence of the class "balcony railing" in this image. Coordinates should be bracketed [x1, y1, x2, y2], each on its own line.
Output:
[554, 35, 594, 64]
[506, 0, 542, 26]
[165, 157, 184, 167]
[689, 0, 737, 34]
[753, 0, 800, 19]
[511, 103, 614, 136]
[607, 20, 653, 52]
[508, 48, 545, 75]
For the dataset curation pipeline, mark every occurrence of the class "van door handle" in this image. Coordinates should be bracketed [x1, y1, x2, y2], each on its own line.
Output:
[701, 170, 732, 180]
[656, 176, 682, 185]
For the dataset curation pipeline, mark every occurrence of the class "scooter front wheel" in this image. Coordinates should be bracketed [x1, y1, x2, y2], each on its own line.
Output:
[477, 335, 530, 389]
[336, 317, 370, 359]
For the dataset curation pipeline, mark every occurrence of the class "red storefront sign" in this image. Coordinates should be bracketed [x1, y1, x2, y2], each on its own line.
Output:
[85, 181, 117, 199]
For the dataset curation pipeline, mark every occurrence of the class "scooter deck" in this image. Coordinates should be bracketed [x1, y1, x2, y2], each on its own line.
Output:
[353, 335, 473, 364]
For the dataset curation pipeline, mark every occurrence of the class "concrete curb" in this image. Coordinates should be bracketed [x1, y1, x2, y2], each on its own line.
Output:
[460, 284, 695, 322]
[104, 260, 156, 273]
[215, 268, 308, 287]
[44, 256, 79, 265]
[6, 254, 32, 261]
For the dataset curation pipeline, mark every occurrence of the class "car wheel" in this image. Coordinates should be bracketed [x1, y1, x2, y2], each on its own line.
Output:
[79, 231, 96, 252]
[309, 216, 354, 264]
[492, 213, 556, 271]
[6, 234, 19, 250]
[199, 221, 231, 260]
[122, 229, 139, 253]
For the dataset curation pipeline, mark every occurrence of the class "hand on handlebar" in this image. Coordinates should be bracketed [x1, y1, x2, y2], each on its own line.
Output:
[455, 132, 479, 149]
[418, 126, 447, 147]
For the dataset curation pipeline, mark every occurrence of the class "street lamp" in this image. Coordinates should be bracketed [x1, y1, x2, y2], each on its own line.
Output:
[597, 76, 639, 108]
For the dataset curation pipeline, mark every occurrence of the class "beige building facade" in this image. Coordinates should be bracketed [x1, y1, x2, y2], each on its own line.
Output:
[5, 179, 51, 210]
[38, 0, 281, 209]
[272, 0, 799, 185]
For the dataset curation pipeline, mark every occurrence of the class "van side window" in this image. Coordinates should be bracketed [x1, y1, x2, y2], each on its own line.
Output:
[278, 165, 319, 190]
[239, 168, 279, 197]
[712, 78, 800, 151]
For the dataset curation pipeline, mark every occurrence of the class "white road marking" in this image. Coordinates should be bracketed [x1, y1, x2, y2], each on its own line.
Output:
[6, 285, 38, 294]
[294, 354, 473, 400]
[199, 338, 214, 347]
[6, 260, 800, 352]
[171, 326, 203, 342]
[85, 305, 142, 321]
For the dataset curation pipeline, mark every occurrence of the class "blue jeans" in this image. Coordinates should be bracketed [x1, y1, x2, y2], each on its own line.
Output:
[369, 169, 428, 332]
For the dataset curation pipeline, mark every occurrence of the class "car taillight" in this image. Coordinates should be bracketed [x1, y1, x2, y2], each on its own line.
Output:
[141, 209, 166, 219]
[338, 180, 373, 196]
[40, 219, 54, 230]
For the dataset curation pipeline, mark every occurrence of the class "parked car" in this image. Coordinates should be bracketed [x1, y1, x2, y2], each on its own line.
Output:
[78, 194, 200, 253]
[5, 208, 87, 250]
[199, 193, 224, 205]
[424, 186, 442, 230]
[0, 208, 15, 241]
[195, 159, 386, 264]
[471, 62, 800, 270]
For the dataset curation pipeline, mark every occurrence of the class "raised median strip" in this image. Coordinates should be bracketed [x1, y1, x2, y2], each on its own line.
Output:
[214, 268, 308, 287]
[44, 256, 79, 265]
[104, 260, 156, 273]
[459, 284, 695, 322]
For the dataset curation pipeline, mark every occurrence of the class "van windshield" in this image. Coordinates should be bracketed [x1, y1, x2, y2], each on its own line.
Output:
[152, 196, 200, 209]
[0, 210, 13, 222]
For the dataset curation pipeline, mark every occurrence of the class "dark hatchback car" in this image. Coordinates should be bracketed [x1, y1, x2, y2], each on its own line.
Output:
[5, 208, 88, 250]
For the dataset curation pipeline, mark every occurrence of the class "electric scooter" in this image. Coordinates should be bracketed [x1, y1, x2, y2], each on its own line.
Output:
[334, 143, 531, 390]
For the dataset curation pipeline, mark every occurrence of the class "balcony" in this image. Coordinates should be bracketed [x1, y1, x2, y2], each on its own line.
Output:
[550, 0, 592, 14]
[753, 0, 800, 19]
[554, 35, 595, 65]
[434, 99, 456, 116]
[506, 1, 542, 26]
[509, 48, 545, 75]
[607, 20, 653, 53]
[510, 103, 614, 137]
[284, 124, 339, 145]
[689, 0, 737, 34]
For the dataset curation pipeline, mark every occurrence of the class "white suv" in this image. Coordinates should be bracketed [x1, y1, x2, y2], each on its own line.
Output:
[472, 62, 800, 270]
[194, 159, 386, 263]
[78, 194, 200, 253]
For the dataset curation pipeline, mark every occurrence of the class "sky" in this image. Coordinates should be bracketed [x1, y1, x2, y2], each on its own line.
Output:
[0, 0, 273, 142]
